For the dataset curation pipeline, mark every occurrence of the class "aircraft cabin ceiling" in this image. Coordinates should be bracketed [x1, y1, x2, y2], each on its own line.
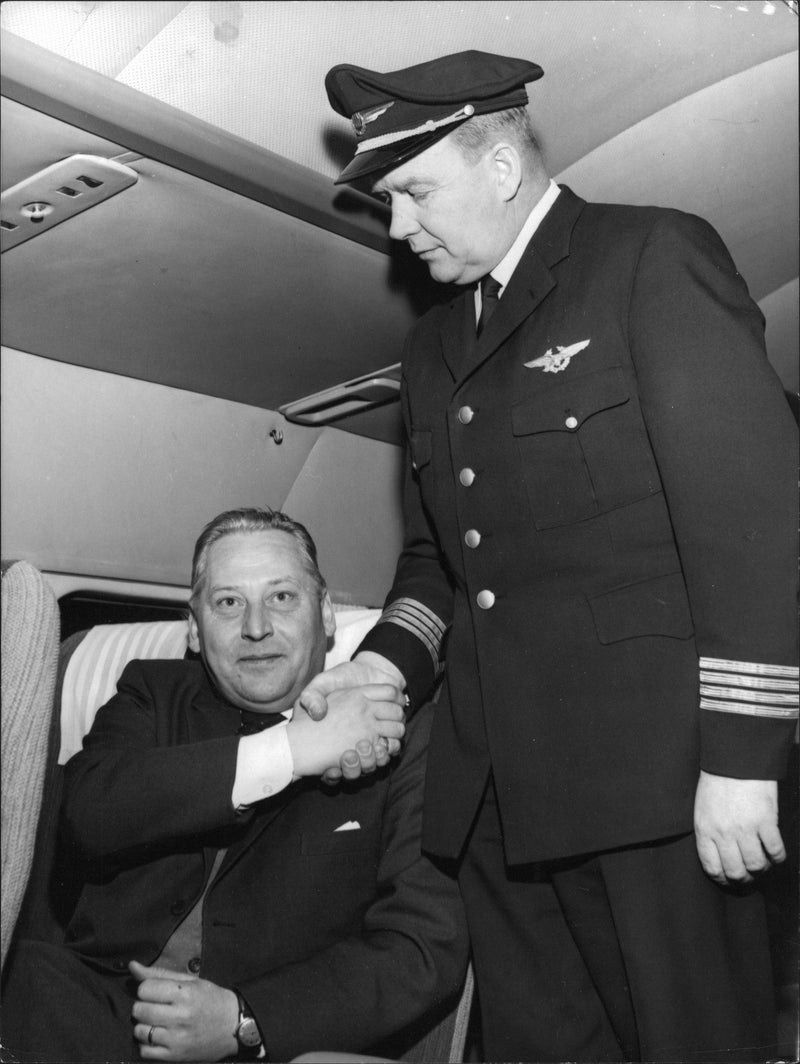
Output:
[1, 0, 798, 447]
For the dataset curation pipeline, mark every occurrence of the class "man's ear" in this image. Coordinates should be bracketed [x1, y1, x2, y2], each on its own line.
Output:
[491, 143, 523, 202]
[187, 608, 201, 653]
[321, 592, 336, 639]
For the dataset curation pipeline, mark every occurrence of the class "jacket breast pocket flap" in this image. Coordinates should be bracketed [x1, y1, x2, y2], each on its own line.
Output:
[511, 367, 660, 529]
[301, 825, 378, 857]
[410, 429, 432, 472]
[588, 571, 694, 645]
[511, 367, 629, 436]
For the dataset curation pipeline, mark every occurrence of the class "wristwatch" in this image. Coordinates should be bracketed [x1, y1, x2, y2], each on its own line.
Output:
[234, 992, 264, 1060]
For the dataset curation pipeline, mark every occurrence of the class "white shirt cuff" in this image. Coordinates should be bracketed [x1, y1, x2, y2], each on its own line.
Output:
[232, 719, 296, 809]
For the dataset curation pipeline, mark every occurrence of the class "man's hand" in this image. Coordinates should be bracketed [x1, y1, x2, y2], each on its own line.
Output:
[694, 771, 785, 885]
[130, 960, 239, 1061]
[295, 653, 408, 783]
[287, 683, 405, 778]
[296, 653, 405, 722]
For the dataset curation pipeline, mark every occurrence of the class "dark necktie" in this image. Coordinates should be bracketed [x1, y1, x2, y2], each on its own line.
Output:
[477, 274, 502, 337]
[238, 709, 286, 735]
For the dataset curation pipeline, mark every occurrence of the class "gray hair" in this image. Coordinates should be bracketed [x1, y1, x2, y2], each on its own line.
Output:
[450, 106, 541, 166]
[190, 508, 325, 605]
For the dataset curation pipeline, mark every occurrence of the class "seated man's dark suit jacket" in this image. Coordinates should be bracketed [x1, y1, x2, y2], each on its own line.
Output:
[55, 658, 468, 1060]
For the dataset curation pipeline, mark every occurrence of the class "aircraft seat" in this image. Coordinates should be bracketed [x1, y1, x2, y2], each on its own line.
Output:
[1, 561, 60, 972]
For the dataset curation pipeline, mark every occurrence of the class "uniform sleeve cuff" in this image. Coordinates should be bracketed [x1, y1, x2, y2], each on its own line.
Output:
[699, 657, 798, 720]
[357, 617, 443, 710]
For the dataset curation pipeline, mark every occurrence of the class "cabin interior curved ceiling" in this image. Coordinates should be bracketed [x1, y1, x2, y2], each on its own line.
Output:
[2, 2, 797, 443]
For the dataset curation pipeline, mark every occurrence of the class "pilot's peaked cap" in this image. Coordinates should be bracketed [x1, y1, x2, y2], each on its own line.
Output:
[326, 50, 543, 185]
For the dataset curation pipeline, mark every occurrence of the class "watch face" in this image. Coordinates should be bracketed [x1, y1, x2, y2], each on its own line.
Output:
[237, 1016, 261, 1048]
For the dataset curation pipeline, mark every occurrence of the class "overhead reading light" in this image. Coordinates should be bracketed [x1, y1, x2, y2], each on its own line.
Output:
[279, 364, 401, 425]
[1, 154, 139, 252]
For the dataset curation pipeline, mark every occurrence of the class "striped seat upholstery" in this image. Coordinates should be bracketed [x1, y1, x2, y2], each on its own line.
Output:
[59, 621, 189, 764]
[1, 561, 60, 969]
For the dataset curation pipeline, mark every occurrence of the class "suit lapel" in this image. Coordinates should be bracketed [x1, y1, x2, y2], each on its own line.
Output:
[445, 186, 586, 383]
[216, 777, 310, 878]
[187, 669, 240, 741]
[440, 290, 475, 381]
[462, 253, 557, 375]
[183, 671, 261, 877]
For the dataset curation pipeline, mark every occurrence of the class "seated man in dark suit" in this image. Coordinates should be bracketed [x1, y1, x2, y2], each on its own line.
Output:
[2, 508, 468, 1063]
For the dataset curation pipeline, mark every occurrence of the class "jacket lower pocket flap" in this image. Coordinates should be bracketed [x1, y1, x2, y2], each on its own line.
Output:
[588, 571, 694, 645]
[512, 366, 629, 435]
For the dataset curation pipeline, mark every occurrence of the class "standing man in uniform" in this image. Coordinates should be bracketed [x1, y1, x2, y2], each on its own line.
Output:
[299, 51, 799, 1061]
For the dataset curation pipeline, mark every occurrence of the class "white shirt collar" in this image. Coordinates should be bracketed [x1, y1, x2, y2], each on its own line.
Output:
[475, 179, 560, 315]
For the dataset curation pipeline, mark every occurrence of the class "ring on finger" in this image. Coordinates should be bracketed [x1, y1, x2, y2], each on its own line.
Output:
[148, 1025, 156, 1046]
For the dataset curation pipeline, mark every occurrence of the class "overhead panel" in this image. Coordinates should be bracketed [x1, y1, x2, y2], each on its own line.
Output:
[0, 96, 422, 443]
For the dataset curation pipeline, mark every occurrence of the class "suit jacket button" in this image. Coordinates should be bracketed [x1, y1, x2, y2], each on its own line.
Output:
[476, 589, 495, 609]
[565, 415, 579, 429]
[459, 467, 476, 486]
[457, 406, 474, 425]
[170, 899, 186, 915]
[188, 956, 202, 973]
[465, 529, 482, 548]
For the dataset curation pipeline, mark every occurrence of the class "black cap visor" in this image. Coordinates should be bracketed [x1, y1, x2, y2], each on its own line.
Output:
[334, 119, 471, 186]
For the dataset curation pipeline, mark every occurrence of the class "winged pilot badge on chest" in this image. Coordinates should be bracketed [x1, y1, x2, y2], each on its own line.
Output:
[525, 339, 591, 373]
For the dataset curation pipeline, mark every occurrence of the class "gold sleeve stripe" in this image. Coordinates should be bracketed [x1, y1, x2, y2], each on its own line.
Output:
[700, 699, 798, 720]
[699, 657, 799, 720]
[377, 597, 447, 671]
[699, 671, 797, 693]
[699, 657, 797, 679]
[699, 685, 798, 706]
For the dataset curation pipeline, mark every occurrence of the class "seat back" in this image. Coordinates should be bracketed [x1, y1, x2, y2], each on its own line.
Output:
[1, 561, 60, 970]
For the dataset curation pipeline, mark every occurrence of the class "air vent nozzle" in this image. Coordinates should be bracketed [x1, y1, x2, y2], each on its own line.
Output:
[1, 154, 138, 252]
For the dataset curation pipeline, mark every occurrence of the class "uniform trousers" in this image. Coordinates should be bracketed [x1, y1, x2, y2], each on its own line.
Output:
[1, 939, 139, 1063]
[457, 776, 777, 1062]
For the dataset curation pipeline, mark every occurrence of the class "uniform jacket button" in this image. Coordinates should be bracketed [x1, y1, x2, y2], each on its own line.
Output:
[465, 529, 482, 548]
[459, 467, 476, 486]
[477, 589, 496, 609]
[187, 956, 202, 973]
[565, 415, 579, 429]
[457, 406, 474, 424]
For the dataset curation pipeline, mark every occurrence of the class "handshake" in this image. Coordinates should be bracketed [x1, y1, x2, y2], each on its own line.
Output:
[289, 652, 408, 782]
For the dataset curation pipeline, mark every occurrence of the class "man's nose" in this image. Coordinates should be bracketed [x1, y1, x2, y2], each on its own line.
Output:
[241, 602, 273, 641]
[388, 202, 420, 242]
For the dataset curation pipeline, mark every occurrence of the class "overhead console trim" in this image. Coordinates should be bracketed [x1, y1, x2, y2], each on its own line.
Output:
[0, 32, 391, 254]
[280, 364, 402, 425]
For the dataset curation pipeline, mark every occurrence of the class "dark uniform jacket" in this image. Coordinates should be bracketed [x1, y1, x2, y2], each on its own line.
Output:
[61, 659, 468, 1061]
[360, 185, 798, 865]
